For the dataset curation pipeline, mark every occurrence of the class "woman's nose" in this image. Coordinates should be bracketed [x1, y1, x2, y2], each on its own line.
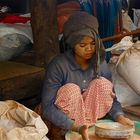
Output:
[85, 44, 93, 50]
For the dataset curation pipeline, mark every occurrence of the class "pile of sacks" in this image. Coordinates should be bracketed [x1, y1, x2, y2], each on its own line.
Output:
[107, 37, 140, 107]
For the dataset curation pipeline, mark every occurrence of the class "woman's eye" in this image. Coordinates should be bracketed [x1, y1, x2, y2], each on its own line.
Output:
[91, 42, 95, 45]
[79, 44, 86, 48]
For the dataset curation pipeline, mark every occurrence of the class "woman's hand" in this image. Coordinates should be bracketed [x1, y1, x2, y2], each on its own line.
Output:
[79, 125, 89, 140]
[71, 123, 89, 140]
[116, 115, 134, 126]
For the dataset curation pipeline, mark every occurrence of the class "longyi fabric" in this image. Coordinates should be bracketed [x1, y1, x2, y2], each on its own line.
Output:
[55, 77, 114, 126]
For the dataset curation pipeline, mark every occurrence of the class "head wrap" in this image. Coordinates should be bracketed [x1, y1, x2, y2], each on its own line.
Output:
[63, 11, 105, 77]
[63, 11, 98, 48]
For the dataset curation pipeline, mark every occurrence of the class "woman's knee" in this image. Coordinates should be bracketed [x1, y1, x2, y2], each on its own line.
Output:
[57, 83, 81, 98]
[91, 77, 113, 90]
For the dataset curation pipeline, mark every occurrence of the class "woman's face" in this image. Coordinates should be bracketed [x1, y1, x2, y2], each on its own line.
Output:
[74, 36, 96, 60]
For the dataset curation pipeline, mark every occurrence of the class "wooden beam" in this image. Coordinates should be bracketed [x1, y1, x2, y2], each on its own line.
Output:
[102, 28, 140, 42]
[30, 0, 59, 67]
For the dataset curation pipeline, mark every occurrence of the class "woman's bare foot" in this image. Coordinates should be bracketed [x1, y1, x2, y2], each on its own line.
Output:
[116, 115, 134, 126]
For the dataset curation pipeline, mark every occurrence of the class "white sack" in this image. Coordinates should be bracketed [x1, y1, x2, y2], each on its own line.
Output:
[0, 100, 48, 140]
[105, 36, 134, 55]
[133, 8, 140, 28]
[0, 23, 33, 60]
[122, 10, 136, 31]
[109, 63, 140, 107]
[116, 42, 140, 96]
[0, 23, 33, 43]
[0, 33, 31, 60]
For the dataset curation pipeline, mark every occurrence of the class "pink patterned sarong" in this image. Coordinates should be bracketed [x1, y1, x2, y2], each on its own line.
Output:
[55, 77, 114, 126]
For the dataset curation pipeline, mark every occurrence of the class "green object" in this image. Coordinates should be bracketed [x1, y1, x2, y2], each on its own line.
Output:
[135, 121, 140, 135]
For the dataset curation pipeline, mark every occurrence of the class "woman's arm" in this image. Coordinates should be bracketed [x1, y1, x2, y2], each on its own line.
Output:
[41, 59, 73, 130]
[100, 60, 134, 126]
[108, 97, 124, 121]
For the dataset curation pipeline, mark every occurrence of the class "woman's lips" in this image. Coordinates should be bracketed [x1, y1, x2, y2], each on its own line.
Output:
[85, 53, 93, 57]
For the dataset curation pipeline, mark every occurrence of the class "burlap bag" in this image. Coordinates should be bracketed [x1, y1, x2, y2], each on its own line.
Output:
[0, 100, 48, 140]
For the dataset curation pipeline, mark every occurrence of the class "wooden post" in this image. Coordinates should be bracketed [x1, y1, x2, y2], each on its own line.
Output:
[30, 0, 59, 67]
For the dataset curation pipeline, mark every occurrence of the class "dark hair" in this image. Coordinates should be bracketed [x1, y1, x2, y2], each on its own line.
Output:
[91, 30, 105, 77]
